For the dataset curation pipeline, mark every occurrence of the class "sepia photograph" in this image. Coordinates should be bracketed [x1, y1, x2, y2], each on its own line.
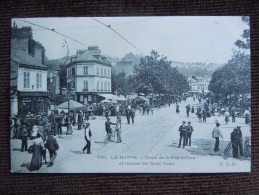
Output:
[10, 16, 251, 173]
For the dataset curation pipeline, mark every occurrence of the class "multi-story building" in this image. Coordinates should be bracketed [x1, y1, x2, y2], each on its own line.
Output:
[188, 76, 210, 94]
[116, 52, 140, 77]
[10, 24, 49, 116]
[66, 46, 112, 104]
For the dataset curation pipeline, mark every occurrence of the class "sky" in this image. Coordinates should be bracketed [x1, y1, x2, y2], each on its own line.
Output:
[12, 16, 248, 64]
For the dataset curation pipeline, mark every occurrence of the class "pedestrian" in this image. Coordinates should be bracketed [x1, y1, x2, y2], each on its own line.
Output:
[82, 121, 92, 154]
[20, 125, 28, 152]
[231, 126, 244, 158]
[191, 106, 195, 115]
[186, 104, 190, 117]
[231, 106, 236, 122]
[77, 111, 83, 130]
[117, 112, 122, 129]
[225, 109, 230, 125]
[178, 121, 187, 148]
[10, 116, 15, 139]
[44, 132, 59, 167]
[125, 108, 130, 124]
[115, 121, 122, 143]
[186, 122, 193, 146]
[176, 103, 180, 114]
[105, 117, 116, 141]
[14, 115, 21, 138]
[129, 108, 135, 124]
[202, 109, 207, 123]
[212, 123, 223, 152]
[244, 109, 251, 124]
[30, 133, 45, 171]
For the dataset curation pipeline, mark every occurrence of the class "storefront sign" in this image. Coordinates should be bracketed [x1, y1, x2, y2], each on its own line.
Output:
[19, 91, 49, 97]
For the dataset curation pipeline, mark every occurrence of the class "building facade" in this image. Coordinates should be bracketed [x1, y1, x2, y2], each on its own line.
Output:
[11, 24, 49, 116]
[66, 46, 112, 105]
[188, 76, 210, 93]
[116, 52, 140, 77]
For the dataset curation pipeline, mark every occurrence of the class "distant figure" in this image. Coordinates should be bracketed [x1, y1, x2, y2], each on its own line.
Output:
[129, 108, 135, 124]
[225, 109, 230, 125]
[186, 104, 190, 117]
[202, 109, 207, 123]
[212, 123, 223, 152]
[191, 106, 195, 115]
[231, 107, 236, 122]
[176, 104, 180, 114]
[244, 109, 251, 124]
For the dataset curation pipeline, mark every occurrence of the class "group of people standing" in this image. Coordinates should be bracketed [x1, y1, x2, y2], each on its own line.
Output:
[178, 121, 194, 149]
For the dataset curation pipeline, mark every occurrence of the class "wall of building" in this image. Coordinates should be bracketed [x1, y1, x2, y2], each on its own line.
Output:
[17, 67, 48, 92]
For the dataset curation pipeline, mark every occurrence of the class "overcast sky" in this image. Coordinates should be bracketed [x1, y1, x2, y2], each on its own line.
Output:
[12, 16, 248, 64]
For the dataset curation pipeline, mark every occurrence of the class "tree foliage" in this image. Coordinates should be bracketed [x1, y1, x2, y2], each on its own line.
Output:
[209, 16, 251, 104]
[133, 50, 189, 95]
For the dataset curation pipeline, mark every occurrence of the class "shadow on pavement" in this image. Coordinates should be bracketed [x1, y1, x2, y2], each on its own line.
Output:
[184, 138, 230, 157]
[20, 162, 31, 171]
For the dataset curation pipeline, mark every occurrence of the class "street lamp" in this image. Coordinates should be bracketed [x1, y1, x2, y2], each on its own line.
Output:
[61, 87, 73, 135]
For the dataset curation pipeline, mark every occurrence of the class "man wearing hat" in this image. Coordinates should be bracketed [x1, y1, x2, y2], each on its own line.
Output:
[105, 117, 116, 141]
[82, 121, 92, 154]
[45, 132, 59, 167]
[186, 122, 194, 146]
[231, 126, 244, 158]
[20, 125, 28, 152]
[212, 123, 223, 152]
[178, 121, 187, 148]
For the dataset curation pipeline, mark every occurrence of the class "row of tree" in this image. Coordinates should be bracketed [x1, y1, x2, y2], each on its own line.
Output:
[112, 50, 190, 97]
[209, 16, 251, 108]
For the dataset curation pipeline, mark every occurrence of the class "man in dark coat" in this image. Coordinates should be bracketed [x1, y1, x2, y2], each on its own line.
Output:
[129, 108, 135, 124]
[77, 111, 83, 130]
[105, 117, 116, 141]
[20, 125, 28, 152]
[45, 133, 59, 167]
[231, 126, 244, 158]
[186, 104, 191, 117]
[186, 122, 194, 146]
[125, 108, 130, 124]
[178, 121, 187, 148]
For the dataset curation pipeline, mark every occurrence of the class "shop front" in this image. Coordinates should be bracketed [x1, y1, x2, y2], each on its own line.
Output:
[18, 91, 50, 116]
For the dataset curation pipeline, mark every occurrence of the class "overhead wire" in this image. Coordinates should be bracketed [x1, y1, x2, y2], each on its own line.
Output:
[17, 19, 88, 47]
[90, 17, 142, 53]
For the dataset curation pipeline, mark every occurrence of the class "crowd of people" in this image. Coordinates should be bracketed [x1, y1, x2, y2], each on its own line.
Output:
[176, 94, 251, 159]
[11, 93, 251, 172]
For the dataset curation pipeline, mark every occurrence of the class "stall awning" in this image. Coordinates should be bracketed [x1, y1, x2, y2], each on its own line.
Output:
[98, 93, 119, 100]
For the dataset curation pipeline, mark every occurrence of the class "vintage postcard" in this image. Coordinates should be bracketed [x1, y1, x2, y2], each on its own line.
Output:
[10, 16, 251, 173]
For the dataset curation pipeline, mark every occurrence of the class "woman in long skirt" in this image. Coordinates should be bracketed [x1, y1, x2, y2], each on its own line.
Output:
[30, 133, 44, 171]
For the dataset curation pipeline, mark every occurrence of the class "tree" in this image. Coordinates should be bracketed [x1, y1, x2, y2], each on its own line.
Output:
[209, 16, 251, 107]
[133, 50, 189, 96]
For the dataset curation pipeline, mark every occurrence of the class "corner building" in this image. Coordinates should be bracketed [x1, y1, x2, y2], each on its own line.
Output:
[66, 46, 112, 104]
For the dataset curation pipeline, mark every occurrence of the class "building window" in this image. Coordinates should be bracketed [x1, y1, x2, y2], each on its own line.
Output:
[104, 69, 106, 76]
[72, 67, 75, 76]
[23, 72, 30, 88]
[36, 73, 42, 89]
[101, 68, 103, 76]
[96, 81, 100, 91]
[101, 81, 103, 91]
[104, 82, 107, 91]
[84, 81, 88, 91]
[108, 69, 110, 77]
[97, 67, 99, 75]
[84, 66, 88, 75]
[108, 82, 110, 91]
